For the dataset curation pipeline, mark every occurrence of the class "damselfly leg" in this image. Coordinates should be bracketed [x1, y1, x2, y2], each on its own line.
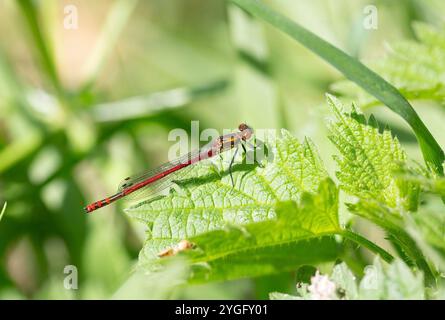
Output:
[242, 139, 265, 168]
[228, 145, 239, 187]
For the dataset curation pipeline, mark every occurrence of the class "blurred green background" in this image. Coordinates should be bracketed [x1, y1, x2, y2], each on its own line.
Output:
[1, 0, 444, 299]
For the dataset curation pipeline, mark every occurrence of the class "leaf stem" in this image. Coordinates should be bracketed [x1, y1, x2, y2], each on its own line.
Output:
[341, 229, 394, 263]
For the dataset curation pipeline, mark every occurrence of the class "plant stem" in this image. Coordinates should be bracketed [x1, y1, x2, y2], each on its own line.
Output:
[341, 229, 394, 263]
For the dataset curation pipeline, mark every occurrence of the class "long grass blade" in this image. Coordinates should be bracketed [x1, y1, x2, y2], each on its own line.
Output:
[230, 0, 444, 174]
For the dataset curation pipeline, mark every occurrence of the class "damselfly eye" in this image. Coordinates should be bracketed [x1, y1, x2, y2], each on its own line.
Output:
[238, 123, 249, 131]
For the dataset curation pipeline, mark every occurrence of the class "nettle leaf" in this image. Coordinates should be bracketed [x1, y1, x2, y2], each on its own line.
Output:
[326, 94, 419, 211]
[332, 22, 445, 107]
[347, 198, 436, 284]
[127, 130, 340, 280]
[397, 163, 445, 198]
[404, 195, 445, 273]
[326, 95, 436, 282]
[186, 180, 341, 282]
[271, 258, 425, 300]
[409, 209, 445, 253]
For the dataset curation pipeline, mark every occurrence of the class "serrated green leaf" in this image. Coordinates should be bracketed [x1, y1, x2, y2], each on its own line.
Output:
[185, 180, 341, 282]
[127, 130, 328, 263]
[326, 96, 435, 282]
[413, 209, 445, 249]
[127, 130, 350, 281]
[128, 127, 394, 282]
[397, 164, 445, 198]
[347, 199, 435, 284]
[405, 209, 445, 273]
[326, 94, 418, 211]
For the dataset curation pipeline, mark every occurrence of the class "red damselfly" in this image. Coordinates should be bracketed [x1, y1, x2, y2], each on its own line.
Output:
[84, 123, 254, 213]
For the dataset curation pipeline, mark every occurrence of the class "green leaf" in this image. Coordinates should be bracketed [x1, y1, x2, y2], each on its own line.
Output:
[347, 199, 435, 284]
[128, 130, 327, 258]
[405, 209, 445, 272]
[128, 130, 338, 280]
[91, 80, 228, 122]
[326, 95, 434, 282]
[396, 164, 445, 198]
[128, 128, 393, 282]
[412, 209, 445, 250]
[185, 181, 341, 282]
[333, 22, 445, 108]
[326, 94, 419, 211]
[229, 0, 444, 175]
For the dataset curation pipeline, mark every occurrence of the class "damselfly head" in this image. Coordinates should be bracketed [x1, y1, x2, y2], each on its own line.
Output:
[238, 123, 253, 140]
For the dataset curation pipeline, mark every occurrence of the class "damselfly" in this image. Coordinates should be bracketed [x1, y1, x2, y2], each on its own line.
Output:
[84, 123, 254, 213]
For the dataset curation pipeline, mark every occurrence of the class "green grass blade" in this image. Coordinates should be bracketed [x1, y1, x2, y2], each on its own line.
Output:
[16, 0, 62, 95]
[81, 0, 139, 89]
[91, 80, 228, 122]
[230, 0, 444, 175]
[0, 202, 6, 223]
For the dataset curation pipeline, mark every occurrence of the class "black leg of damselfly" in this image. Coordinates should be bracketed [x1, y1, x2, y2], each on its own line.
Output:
[243, 140, 264, 168]
[241, 142, 247, 154]
[229, 145, 239, 188]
